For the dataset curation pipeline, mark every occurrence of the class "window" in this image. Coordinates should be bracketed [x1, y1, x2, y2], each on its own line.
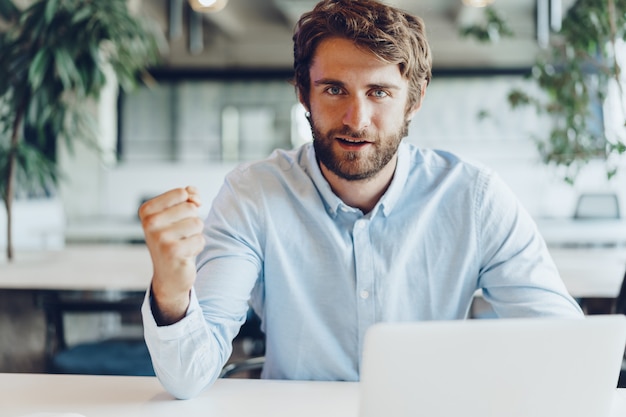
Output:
[119, 76, 302, 163]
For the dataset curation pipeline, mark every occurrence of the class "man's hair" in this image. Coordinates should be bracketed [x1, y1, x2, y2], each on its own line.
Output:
[293, 0, 432, 112]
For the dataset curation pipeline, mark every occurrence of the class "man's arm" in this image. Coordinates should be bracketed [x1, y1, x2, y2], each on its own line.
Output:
[139, 182, 262, 399]
[139, 186, 227, 399]
[475, 171, 584, 318]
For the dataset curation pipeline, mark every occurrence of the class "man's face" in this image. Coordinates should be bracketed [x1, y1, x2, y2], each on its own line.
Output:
[304, 37, 422, 181]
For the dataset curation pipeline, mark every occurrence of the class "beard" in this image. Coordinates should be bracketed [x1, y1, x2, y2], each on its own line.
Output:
[310, 116, 410, 181]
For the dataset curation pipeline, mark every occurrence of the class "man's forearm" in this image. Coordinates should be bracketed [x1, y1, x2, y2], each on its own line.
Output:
[150, 285, 191, 326]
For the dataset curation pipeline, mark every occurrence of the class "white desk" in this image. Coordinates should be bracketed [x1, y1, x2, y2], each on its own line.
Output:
[0, 244, 152, 292]
[0, 373, 624, 417]
[549, 247, 626, 299]
[537, 218, 626, 299]
[0, 374, 357, 417]
[537, 218, 626, 248]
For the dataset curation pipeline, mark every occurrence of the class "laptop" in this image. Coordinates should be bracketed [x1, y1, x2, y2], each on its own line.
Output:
[359, 315, 626, 417]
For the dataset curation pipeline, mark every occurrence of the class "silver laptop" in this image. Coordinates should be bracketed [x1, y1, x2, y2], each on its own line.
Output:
[359, 315, 626, 417]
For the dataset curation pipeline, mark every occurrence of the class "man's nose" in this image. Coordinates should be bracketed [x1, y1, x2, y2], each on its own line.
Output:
[342, 97, 371, 131]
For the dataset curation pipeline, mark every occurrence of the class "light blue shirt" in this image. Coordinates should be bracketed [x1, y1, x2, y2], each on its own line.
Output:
[142, 142, 582, 399]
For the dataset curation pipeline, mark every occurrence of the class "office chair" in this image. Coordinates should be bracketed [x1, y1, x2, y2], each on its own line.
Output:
[614, 271, 626, 388]
[573, 192, 620, 220]
[220, 355, 265, 378]
[220, 308, 265, 378]
[42, 286, 270, 378]
[41, 290, 155, 376]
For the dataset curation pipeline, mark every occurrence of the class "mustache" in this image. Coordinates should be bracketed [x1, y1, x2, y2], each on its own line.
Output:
[329, 126, 372, 141]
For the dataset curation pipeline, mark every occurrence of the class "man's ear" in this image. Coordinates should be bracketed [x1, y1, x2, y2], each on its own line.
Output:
[406, 81, 427, 121]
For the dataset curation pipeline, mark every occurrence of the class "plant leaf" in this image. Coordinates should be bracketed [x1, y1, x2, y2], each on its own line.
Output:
[28, 49, 50, 90]
[44, 0, 59, 25]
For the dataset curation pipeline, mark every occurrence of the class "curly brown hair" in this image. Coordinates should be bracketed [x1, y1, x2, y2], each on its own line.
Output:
[293, 0, 432, 113]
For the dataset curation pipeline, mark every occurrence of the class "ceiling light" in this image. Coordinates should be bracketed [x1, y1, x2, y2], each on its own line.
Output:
[188, 0, 228, 13]
[462, 0, 495, 7]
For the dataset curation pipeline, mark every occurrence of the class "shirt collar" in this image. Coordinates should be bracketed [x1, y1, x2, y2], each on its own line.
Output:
[303, 142, 411, 218]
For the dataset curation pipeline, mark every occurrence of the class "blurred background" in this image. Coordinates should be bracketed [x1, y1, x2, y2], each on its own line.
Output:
[1, 0, 625, 380]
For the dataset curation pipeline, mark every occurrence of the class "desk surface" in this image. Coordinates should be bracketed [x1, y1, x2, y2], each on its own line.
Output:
[549, 247, 626, 298]
[0, 373, 625, 417]
[0, 374, 357, 417]
[0, 244, 152, 292]
[0, 374, 626, 417]
[0, 244, 624, 298]
[537, 218, 626, 247]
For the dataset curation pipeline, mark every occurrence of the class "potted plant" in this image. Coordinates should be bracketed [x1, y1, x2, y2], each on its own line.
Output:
[0, 0, 162, 261]
[507, 0, 626, 184]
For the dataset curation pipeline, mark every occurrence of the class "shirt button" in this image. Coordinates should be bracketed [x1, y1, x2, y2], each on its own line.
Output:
[360, 290, 370, 299]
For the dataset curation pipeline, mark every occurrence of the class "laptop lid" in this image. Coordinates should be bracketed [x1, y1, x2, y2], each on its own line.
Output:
[359, 315, 626, 417]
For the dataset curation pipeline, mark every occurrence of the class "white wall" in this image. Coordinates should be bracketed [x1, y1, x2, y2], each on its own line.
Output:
[100, 162, 238, 221]
[0, 198, 65, 252]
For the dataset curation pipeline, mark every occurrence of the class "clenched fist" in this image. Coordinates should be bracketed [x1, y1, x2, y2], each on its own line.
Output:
[139, 186, 206, 325]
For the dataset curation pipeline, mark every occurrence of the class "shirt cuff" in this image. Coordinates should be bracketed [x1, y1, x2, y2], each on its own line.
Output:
[142, 287, 205, 341]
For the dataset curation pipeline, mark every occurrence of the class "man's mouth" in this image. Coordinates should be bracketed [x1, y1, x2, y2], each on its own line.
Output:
[336, 136, 371, 149]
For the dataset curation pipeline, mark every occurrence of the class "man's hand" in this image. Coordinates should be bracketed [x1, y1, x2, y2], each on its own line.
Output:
[139, 186, 205, 325]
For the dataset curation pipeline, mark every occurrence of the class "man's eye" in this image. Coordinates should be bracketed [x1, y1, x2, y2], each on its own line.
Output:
[372, 90, 388, 98]
[327, 86, 342, 95]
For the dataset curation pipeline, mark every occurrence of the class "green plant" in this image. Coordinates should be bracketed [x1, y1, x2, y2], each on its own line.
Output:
[459, 6, 514, 43]
[0, 0, 162, 260]
[507, 0, 626, 184]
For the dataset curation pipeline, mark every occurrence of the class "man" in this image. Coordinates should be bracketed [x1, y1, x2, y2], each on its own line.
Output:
[140, 0, 582, 400]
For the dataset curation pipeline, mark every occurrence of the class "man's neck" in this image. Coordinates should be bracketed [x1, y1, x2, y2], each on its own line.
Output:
[320, 155, 397, 214]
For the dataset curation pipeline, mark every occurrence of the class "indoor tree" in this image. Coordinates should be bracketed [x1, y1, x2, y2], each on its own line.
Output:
[0, 0, 162, 261]
[507, 0, 626, 184]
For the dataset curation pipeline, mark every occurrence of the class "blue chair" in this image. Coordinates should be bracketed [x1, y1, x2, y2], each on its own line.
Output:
[50, 338, 154, 376]
[41, 290, 155, 376]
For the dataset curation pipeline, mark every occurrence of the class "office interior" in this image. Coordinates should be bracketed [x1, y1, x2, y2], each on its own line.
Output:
[1, 0, 625, 382]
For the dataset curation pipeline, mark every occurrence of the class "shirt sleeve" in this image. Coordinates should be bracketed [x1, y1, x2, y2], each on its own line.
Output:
[142, 287, 224, 399]
[142, 168, 264, 399]
[475, 169, 583, 318]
